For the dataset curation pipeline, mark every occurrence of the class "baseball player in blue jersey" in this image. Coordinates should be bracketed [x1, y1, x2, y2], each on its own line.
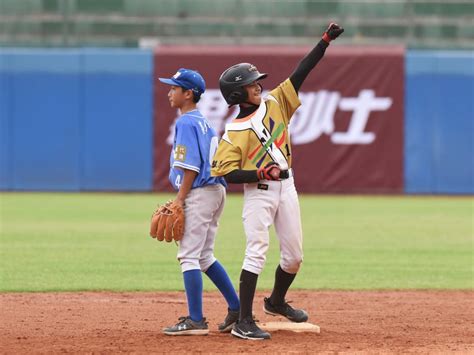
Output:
[158, 68, 240, 335]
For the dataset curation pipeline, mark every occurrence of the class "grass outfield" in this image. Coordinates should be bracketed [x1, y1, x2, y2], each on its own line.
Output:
[0, 193, 472, 292]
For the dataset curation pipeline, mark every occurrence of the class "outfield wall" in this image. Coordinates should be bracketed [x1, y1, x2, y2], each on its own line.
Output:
[0, 49, 153, 191]
[405, 51, 473, 194]
[0, 48, 472, 193]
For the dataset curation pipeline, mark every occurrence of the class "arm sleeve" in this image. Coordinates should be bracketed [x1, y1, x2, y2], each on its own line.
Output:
[211, 136, 242, 176]
[224, 169, 259, 184]
[172, 120, 201, 172]
[289, 39, 329, 93]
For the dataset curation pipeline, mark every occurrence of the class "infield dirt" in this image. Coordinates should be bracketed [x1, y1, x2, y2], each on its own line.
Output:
[1, 290, 472, 354]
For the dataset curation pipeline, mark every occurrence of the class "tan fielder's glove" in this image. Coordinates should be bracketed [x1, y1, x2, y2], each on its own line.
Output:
[150, 201, 185, 242]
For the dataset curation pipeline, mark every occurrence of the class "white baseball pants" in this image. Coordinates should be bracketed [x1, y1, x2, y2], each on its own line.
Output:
[241, 176, 303, 275]
[177, 184, 225, 273]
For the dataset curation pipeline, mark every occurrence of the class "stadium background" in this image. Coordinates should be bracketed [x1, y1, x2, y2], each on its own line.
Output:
[0, 1, 473, 353]
[0, 0, 473, 194]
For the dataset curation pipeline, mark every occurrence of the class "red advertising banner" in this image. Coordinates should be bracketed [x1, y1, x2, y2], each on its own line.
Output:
[153, 45, 404, 193]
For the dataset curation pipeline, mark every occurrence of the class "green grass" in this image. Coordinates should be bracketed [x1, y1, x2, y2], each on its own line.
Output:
[0, 193, 472, 292]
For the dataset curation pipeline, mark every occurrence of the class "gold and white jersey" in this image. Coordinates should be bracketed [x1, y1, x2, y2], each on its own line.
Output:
[211, 79, 300, 176]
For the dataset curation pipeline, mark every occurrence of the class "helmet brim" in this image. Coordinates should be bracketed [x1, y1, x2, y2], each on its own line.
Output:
[257, 73, 268, 81]
[236, 72, 268, 87]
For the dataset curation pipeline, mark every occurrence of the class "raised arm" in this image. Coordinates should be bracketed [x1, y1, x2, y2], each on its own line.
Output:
[289, 23, 344, 92]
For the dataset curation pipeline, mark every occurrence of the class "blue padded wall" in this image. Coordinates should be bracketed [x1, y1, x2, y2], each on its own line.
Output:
[0, 51, 11, 189]
[2, 50, 82, 190]
[0, 49, 153, 191]
[405, 51, 474, 194]
[82, 49, 153, 190]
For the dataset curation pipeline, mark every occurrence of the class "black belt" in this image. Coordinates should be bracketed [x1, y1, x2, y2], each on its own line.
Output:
[279, 168, 293, 180]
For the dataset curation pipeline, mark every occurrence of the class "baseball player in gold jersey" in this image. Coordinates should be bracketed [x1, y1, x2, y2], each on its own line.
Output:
[211, 23, 344, 340]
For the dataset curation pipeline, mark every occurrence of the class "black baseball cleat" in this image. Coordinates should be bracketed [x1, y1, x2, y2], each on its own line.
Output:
[218, 309, 239, 333]
[263, 297, 309, 323]
[231, 317, 271, 340]
[163, 316, 209, 336]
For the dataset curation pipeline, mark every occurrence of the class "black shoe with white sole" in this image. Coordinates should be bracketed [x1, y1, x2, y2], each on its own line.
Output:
[218, 309, 239, 333]
[231, 317, 271, 340]
[163, 316, 209, 336]
[263, 297, 309, 323]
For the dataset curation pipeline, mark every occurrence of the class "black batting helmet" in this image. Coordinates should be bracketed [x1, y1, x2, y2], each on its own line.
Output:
[219, 63, 268, 106]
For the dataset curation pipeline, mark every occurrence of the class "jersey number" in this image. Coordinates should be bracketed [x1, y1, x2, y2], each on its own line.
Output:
[175, 175, 181, 189]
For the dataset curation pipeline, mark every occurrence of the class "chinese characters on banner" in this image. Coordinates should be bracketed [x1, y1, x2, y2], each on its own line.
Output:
[154, 46, 404, 193]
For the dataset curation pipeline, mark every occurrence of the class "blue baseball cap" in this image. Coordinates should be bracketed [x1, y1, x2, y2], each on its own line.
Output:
[159, 68, 206, 97]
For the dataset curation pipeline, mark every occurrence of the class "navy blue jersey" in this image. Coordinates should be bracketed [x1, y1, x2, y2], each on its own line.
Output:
[169, 110, 226, 190]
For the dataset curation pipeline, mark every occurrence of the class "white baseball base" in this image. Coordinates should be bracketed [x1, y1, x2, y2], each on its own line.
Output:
[259, 321, 320, 333]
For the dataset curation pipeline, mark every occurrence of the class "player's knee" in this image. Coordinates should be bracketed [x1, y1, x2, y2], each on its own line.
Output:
[243, 255, 267, 275]
[281, 257, 302, 274]
[179, 258, 200, 273]
[242, 235, 269, 274]
[199, 256, 216, 272]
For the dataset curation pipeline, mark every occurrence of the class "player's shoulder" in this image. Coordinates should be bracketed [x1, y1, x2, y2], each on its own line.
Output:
[268, 78, 294, 95]
[176, 110, 203, 127]
[184, 109, 205, 119]
[220, 130, 235, 146]
[266, 78, 297, 103]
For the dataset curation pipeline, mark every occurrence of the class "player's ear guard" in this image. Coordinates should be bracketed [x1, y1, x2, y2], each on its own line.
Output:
[228, 90, 247, 106]
[219, 63, 267, 106]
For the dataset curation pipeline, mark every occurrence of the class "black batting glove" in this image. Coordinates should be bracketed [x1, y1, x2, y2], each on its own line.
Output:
[322, 23, 344, 43]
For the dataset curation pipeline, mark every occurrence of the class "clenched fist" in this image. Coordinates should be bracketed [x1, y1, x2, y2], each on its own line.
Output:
[257, 162, 281, 181]
[322, 23, 344, 43]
